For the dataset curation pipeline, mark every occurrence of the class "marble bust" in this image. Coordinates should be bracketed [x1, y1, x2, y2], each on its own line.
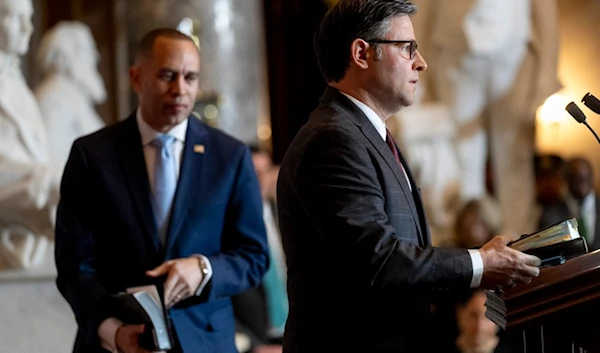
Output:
[35, 21, 106, 170]
[0, 0, 61, 270]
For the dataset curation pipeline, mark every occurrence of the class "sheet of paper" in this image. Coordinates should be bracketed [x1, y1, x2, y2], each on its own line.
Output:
[126, 285, 161, 307]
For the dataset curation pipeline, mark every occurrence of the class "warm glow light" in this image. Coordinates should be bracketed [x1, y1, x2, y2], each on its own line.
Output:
[536, 93, 571, 125]
[257, 124, 272, 141]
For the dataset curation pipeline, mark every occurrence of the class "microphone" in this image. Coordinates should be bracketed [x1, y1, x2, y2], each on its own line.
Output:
[565, 101, 600, 144]
[582, 92, 600, 115]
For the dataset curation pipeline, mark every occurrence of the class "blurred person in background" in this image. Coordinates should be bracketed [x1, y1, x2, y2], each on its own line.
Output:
[233, 147, 286, 353]
[538, 156, 599, 250]
[453, 197, 503, 249]
[433, 197, 520, 353]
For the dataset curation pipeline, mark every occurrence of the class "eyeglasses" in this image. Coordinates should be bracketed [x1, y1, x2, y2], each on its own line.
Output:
[365, 39, 418, 60]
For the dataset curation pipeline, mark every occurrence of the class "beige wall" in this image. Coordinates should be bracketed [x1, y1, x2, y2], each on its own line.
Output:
[536, 0, 600, 190]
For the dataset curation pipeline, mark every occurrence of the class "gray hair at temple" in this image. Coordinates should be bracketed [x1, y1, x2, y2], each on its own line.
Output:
[36, 21, 106, 103]
[314, 0, 417, 83]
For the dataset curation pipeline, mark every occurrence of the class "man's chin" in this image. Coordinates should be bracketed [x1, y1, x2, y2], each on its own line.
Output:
[398, 95, 414, 108]
[167, 112, 191, 125]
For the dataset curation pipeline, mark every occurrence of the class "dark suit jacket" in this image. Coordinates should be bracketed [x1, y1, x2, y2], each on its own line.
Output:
[276, 87, 473, 353]
[55, 113, 269, 353]
[538, 195, 600, 251]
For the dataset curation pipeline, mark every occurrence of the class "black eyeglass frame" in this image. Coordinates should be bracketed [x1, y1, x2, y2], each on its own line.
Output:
[364, 39, 418, 59]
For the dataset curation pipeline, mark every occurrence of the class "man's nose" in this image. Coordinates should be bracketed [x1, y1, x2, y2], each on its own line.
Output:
[413, 50, 427, 71]
[170, 75, 186, 94]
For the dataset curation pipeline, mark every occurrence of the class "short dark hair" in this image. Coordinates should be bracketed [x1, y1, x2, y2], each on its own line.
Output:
[314, 0, 417, 83]
[534, 154, 566, 179]
[135, 28, 196, 62]
[568, 156, 593, 176]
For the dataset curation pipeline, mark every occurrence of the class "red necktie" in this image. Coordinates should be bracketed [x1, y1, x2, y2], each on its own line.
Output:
[386, 129, 402, 166]
[386, 129, 412, 191]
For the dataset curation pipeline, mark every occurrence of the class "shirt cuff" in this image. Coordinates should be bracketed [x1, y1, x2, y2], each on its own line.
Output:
[468, 249, 484, 288]
[98, 317, 124, 353]
[193, 254, 213, 296]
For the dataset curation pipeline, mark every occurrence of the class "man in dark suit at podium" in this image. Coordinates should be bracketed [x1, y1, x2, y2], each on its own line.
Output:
[276, 1, 542, 352]
[55, 28, 269, 353]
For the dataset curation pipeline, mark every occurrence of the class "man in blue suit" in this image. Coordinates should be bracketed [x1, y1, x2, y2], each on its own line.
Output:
[55, 28, 269, 353]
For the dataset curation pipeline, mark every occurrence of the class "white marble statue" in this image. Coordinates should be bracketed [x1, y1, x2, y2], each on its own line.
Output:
[392, 87, 462, 245]
[0, 0, 61, 270]
[413, 0, 560, 235]
[433, 0, 531, 201]
[35, 21, 106, 169]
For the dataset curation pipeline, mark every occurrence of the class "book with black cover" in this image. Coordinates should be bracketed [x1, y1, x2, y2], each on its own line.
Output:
[109, 284, 173, 351]
[508, 217, 588, 267]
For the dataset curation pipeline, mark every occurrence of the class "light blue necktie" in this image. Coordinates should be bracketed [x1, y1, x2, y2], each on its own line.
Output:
[151, 134, 177, 244]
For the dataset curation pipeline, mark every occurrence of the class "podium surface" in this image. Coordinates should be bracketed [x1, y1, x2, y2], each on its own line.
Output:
[486, 250, 600, 353]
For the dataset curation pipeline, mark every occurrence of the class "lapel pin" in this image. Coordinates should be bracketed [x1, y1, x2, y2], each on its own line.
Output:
[194, 145, 205, 154]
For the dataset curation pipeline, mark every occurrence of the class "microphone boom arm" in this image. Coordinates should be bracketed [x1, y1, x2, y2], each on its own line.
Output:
[583, 121, 600, 144]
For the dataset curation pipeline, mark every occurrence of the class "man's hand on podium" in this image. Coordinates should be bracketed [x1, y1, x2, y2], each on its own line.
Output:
[478, 234, 542, 290]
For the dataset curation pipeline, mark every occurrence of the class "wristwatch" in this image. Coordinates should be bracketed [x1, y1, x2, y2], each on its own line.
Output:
[197, 256, 209, 278]
[191, 254, 211, 296]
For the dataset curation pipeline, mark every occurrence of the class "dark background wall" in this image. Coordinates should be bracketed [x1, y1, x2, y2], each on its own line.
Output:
[262, 0, 329, 162]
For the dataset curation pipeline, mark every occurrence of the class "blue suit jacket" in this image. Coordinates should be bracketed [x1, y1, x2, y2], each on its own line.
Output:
[55, 113, 269, 353]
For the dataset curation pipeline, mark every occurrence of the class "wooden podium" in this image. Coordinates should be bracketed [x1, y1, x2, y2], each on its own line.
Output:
[486, 249, 600, 353]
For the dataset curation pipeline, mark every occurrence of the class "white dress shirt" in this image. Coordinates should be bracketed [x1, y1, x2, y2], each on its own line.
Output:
[98, 110, 213, 352]
[340, 92, 483, 288]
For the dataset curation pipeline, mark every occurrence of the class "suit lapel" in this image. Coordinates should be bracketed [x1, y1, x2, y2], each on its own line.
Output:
[395, 143, 430, 246]
[321, 88, 425, 243]
[165, 116, 208, 253]
[115, 114, 161, 253]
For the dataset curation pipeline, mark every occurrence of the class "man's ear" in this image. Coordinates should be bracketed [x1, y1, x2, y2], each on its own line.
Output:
[129, 66, 141, 93]
[350, 38, 371, 70]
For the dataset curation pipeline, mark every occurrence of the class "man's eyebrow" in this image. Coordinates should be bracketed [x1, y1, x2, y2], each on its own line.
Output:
[157, 68, 199, 75]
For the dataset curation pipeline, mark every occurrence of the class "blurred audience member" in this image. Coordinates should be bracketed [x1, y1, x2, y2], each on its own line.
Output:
[233, 146, 286, 353]
[538, 156, 599, 250]
[454, 196, 503, 248]
[252, 148, 279, 204]
[434, 197, 520, 353]
[534, 154, 567, 207]
[453, 290, 517, 353]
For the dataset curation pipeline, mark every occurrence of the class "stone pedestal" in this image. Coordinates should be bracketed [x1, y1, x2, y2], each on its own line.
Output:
[0, 243, 77, 353]
[125, 0, 270, 144]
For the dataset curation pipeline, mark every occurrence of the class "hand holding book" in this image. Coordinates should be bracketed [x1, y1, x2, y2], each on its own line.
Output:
[110, 283, 173, 352]
[478, 234, 542, 290]
[146, 257, 205, 308]
[115, 323, 152, 353]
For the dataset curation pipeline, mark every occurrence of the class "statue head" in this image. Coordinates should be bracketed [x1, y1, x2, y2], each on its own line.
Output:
[0, 0, 34, 56]
[37, 21, 106, 103]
